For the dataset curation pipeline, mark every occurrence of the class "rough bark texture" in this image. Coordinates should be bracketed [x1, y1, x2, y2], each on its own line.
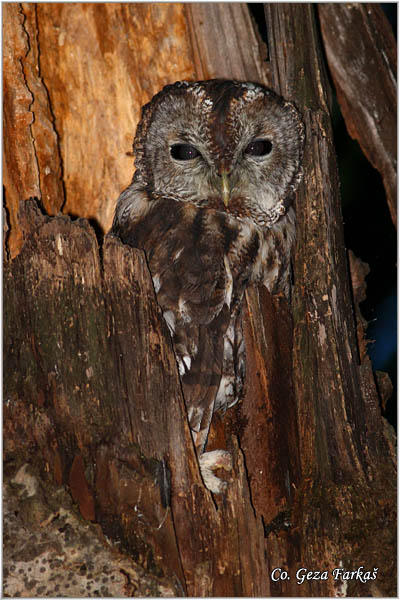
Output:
[264, 4, 396, 596]
[4, 200, 269, 597]
[4, 3, 396, 597]
[186, 3, 267, 82]
[318, 3, 397, 227]
[3, 3, 65, 258]
[3, 2, 196, 258]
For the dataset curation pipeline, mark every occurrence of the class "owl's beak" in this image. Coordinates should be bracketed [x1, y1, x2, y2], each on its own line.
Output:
[221, 172, 230, 208]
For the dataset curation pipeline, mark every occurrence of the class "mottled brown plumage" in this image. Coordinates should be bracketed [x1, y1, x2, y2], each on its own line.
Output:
[111, 80, 304, 493]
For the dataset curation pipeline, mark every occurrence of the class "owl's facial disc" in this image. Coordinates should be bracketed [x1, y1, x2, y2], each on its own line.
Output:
[167, 134, 276, 209]
[134, 79, 304, 224]
[170, 138, 273, 208]
[215, 138, 274, 207]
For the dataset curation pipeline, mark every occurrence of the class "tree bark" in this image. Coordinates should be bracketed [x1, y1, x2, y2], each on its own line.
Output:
[3, 3, 65, 258]
[3, 2, 197, 258]
[318, 3, 397, 227]
[4, 199, 269, 597]
[4, 3, 396, 597]
[262, 5, 396, 596]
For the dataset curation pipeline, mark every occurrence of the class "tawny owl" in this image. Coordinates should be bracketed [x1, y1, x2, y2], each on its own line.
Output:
[111, 80, 304, 493]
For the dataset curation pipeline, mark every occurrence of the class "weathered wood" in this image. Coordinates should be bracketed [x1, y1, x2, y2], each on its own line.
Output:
[240, 288, 300, 522]
[3, 462, 178, 597]
[318, 3, 397, 227]
[4, 3, 396, 597]
[4, 3, 195, 256]
[4, 200, 272, 596]
[5, 199, 188, 589]
[35, 3, 195, 234]
[3, 4, 64, 258]
[186, 3, 267, 83]
[264, 4, 396, 596]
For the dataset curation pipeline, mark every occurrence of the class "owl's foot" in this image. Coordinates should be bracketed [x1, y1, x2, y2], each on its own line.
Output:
[199, 449, 232, 494]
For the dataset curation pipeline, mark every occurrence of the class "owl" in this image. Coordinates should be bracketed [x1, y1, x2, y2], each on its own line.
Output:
[111, 80, 304, 493]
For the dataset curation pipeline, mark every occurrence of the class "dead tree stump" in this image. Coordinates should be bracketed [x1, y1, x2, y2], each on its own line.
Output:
[4, 3, 396, 597]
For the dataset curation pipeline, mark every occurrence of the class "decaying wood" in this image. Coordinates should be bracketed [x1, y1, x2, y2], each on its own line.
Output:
[318, 3, 397, 227]
[348, 249, 370, 363]
[4, 200, 271, 596]
[35, 3, 196, 235]
[185, 3, 267, 82]
[4, 3, 196, 257]
[264, 4, 396, 596]
[3, 3, 64, 257]
[4, 3, 396, 597]
[3, 462, 179, 597]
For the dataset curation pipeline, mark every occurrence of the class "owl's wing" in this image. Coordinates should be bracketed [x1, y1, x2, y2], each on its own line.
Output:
[111, 190, 234, 450]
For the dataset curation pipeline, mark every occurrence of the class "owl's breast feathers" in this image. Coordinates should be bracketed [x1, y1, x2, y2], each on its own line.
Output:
[112, 186, 294, 456]
[112, 189, 294, 352]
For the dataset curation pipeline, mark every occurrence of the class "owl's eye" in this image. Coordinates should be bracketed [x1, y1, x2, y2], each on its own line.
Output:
[170, 144, 200, 161]
[244, 139, 273, 157]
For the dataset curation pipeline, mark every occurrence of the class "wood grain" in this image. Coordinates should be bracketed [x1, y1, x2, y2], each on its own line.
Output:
[319, 3, 397, 226]
[4, 4, 396, 596]
[186, 3, 268, 83]
[36, 3, 195, 233]
[264, 5, 396, 595]
[3, 4, 64, 257]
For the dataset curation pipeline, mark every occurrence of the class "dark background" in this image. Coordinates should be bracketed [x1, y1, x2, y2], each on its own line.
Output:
[249, 3, 397, 428]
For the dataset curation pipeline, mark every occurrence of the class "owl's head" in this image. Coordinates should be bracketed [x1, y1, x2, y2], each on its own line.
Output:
[133, 80, 304, 227]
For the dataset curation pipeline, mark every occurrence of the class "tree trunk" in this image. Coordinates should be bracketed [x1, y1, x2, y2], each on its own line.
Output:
[4, 3, 396, 597]
[318, 3, 397, 228]
[262, 5, 396, 596]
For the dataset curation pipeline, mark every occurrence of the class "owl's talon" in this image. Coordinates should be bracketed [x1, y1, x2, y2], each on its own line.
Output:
[199, 449, 232, 494]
